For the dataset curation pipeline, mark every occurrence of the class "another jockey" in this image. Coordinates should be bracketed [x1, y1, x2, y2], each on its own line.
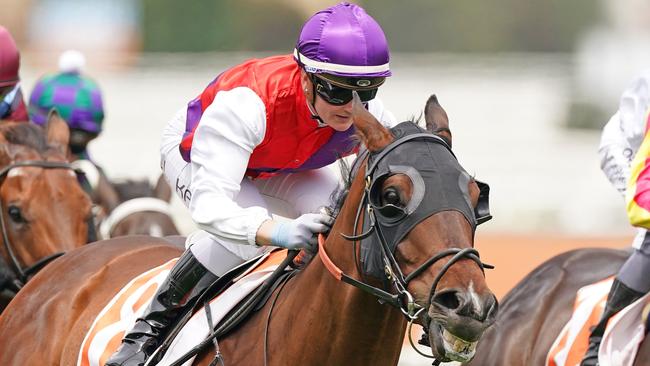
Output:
[106, 2, 396, 365]
[0, 26, 28, 122]
[582, 70, 650, 365]
[28, 50, 119, 214]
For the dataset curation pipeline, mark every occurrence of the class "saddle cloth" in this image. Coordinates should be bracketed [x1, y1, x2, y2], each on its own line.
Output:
[546, 277, 649, 366]
[77, 250, 288, 366]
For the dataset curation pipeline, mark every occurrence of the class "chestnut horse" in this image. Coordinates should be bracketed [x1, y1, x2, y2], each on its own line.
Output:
[0, 114, 93, 311]
[466, 247, 650, 366]
[0, 95, 497, 365]
[99, 175, 180, 239]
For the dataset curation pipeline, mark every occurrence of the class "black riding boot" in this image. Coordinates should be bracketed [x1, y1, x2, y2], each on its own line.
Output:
[105, 250, 218, 366]
[580, 278, 645, 366]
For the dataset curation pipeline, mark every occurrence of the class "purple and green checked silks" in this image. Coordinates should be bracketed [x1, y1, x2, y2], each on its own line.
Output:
[28, 71, 104, 134]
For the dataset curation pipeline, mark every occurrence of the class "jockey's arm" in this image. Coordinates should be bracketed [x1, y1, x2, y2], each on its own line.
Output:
[189, 87, 274, 246]
[626, 114, 650, 229]
[599, 72, 650, 196]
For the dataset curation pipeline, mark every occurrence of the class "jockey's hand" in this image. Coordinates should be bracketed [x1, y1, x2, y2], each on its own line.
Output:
[271, 213, 334, 251]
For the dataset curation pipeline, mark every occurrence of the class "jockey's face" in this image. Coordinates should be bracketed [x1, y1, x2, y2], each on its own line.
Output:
[301, 70, 377, 132]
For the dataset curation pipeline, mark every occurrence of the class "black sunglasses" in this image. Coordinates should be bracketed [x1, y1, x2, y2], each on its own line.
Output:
[311, 75, 378, 106]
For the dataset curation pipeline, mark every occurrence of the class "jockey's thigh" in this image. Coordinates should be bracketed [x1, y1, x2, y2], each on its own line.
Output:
[252, 165, 341, 216]
[188, 178, 272, 273]
[618, 230, 650, 293]
[186, 231, 257, 276]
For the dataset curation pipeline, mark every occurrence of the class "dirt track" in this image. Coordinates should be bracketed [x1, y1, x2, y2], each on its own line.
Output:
[475, 232, 631, 299]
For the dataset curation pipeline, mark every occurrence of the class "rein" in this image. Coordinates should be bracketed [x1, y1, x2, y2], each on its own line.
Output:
[0, 160, 80, 288]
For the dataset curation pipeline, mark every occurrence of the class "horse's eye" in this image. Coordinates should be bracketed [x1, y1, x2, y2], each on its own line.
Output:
[7, 205, 26, 224]
[383, 188, 401, 206]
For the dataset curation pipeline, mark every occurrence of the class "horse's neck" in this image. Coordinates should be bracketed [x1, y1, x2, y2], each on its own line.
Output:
[282, 229, 406, 363]
[277, 181, 407, 364]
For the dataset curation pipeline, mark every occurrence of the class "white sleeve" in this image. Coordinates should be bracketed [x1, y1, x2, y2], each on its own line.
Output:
[189, 87, 271, 246]
[367, 97, 398, 128]
[599, 72, 650, 196]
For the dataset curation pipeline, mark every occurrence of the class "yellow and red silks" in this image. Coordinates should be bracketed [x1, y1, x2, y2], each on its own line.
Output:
[626, 108, 650, 229]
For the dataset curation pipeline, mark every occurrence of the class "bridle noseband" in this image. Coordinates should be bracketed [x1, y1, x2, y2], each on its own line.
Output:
[0, 160, 83, 289]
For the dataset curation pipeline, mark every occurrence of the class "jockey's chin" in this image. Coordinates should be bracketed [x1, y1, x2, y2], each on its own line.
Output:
[315, 99, 354, 131]
[322, 114, 353, 131]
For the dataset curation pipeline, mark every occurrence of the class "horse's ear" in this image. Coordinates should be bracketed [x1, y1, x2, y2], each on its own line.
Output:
[153, 174, 172, 202]
[45, 109, 70, 155]
[351, 92, 393, 151]
[424, 94, 452, 148]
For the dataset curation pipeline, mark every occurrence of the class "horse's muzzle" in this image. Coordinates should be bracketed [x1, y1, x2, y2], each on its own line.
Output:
[426, 289, 498, 362]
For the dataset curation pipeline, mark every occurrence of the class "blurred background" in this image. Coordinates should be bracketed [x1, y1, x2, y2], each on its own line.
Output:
[2, 0, 650, 362]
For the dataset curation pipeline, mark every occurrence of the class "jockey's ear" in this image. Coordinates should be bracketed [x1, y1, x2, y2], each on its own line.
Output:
[424, 94, 452, 148]
[153, 174, 172, 202]
[45, 109, 70, 156]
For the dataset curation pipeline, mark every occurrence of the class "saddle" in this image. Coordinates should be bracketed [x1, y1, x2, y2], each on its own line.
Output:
[151, 249, 297, 365]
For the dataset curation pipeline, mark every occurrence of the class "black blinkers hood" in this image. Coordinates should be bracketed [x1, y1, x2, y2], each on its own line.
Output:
[359, 122, 489, 277]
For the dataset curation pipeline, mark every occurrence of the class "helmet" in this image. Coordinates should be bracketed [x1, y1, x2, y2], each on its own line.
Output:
[29, 51, 104, 135]
[294, 2, 390, 89]
[0, 26, 20, 87]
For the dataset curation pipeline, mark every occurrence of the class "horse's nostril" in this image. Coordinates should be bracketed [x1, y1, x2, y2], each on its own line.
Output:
[432, 290, 462, 311]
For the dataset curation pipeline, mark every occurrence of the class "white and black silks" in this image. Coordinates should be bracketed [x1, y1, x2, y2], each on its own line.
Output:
[355, 122, 492, 278]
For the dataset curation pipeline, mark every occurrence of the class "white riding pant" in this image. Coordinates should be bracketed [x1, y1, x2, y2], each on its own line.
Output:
[160, 111, 341, 276]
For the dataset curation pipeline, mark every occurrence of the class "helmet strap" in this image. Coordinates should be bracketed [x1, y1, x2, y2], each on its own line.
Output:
[304, 70, 326, 126]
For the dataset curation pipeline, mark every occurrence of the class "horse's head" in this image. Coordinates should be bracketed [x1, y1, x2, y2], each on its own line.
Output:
[0, 112, 93, 284]
[343, 93, 497, 363]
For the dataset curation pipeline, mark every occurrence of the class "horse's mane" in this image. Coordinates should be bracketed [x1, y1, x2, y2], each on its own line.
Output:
[327, 158, 353, 219]
[112, 179, 155, 202]
[0, 123, 50, 154]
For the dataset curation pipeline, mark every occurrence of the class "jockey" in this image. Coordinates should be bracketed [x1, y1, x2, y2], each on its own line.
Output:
[28, 50, 119, 213]
[106, 2, 396, 365]
[582, 70, 650, 366]
[0, 26, 28, 122]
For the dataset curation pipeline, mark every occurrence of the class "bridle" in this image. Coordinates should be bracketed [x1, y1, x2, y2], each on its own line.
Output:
[0, 160, 91, 290]
[319, 131, 494, 320]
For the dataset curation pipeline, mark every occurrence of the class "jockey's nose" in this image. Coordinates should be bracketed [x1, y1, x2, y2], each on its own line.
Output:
[431, 289, 498, 322]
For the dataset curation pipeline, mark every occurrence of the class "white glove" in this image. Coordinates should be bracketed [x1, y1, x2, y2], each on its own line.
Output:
[270, 213, 334, 251]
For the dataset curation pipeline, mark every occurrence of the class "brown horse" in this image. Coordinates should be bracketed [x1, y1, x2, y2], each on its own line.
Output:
[0, 113, 93, 311]
[466, 247, 650, 366]
[99, 174, 180, 239]
[0, 95, 497, 365]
